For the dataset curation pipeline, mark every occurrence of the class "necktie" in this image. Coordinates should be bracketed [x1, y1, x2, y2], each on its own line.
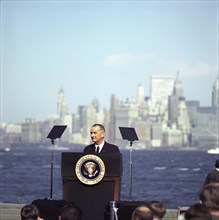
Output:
[96, 146, 100, 153]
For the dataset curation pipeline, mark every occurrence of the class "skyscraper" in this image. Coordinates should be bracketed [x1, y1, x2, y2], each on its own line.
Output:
[136, 84, 145, 105]
[57, 88, 69, 121]
[168, 72, 184, 126]
[212, 76, 219, 108]
[150, 75, 175, 107]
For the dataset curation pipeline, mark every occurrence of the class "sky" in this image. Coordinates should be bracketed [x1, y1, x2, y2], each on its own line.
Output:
[1, 0, 218, 124]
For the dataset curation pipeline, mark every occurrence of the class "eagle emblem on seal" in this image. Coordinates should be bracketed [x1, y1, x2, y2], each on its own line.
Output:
[75, 154, 105, 185]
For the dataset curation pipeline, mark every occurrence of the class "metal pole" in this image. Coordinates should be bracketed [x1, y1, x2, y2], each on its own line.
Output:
[110, 201, 118, 220]
[50, 140, 54, 199]
[129, 148, 133, 201]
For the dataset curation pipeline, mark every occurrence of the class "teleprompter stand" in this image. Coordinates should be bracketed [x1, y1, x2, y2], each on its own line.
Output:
[47, 125, 67, 199]
[109, 127, 138, 220]
[119, 127, 138, 201]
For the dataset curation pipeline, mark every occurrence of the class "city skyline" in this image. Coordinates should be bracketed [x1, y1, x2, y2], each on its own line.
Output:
[1, 0, 218, 123]
[1, 74, 218, 125]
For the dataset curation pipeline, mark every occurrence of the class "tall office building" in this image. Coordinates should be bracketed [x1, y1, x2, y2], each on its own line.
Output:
[168, 73, 184, 126]
[136, 84, 145, 105]
[57, 88, 69, 120]
[177, 97, 191, 146]
[150, 75, 175, 106]
[173, 72, 183, 97]
[115, 104, 139, 147]
[212, 76, 219, 108]
[108, 94, 120, 143]
[91, 98, 100, 112]
[82, 104, 96, 143]
[56, 88, 72, 140]
[21, 118, 42, 143]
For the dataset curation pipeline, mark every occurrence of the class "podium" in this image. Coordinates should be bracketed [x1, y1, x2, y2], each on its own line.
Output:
[61, 152, 123, 220]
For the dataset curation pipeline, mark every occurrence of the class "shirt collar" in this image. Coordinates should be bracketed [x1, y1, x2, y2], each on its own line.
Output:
[95, 140, 105, 152]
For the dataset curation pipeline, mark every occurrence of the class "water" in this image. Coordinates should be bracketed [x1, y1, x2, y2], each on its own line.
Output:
[0, 145, 218, 209]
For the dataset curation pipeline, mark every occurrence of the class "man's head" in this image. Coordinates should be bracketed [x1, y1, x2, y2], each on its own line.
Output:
[149, 201, 166, 219]
[59, 202, 82, 220]
[199, 183, 219, 216]
[131, 205, 153, 220]
[215, 159, 219, 168]
[90, 124, 105, 145]
[20, 204, 41, 220]
[184, 203, 211, 220]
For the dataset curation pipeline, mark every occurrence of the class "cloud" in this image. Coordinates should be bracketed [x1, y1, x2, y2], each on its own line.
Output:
[167, 62, 218, 76]
[102, 53, 134, 67]
[103, 52, 159, 66]
[102, 52, 218, 76]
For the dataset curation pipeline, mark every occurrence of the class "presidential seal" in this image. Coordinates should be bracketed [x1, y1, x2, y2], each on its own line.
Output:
[75, 154, 105, 185]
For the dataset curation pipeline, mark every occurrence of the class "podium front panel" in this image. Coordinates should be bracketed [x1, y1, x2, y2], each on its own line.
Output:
[61, 152, 123, 220]
[63, 178, 115, 220]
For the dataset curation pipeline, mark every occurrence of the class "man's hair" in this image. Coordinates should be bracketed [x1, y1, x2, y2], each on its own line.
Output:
[60, 202, 82, 220]
[199, 183, 219, 211]
[149, 201, 166, 219]
[92, 124, 105, 132]
[184, 203, 211, 220]
[131, 205, 153, 220]
[20, 204, 39, 220]
[215, 159, 219, 168]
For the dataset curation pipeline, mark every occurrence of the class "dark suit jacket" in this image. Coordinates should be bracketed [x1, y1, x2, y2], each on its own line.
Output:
[204, 169, 219, 185]
[83, 141, 120, 153]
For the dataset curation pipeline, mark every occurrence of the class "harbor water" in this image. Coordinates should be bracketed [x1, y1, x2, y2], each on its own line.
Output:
[0, 145, 218, 209]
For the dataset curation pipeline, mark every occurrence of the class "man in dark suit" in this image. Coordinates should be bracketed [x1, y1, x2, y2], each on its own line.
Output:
[83, 123, 120, 153]
[204, 159, 219, 186]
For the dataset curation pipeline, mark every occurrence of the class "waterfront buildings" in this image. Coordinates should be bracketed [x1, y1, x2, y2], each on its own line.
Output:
[0, 74, 218, 149]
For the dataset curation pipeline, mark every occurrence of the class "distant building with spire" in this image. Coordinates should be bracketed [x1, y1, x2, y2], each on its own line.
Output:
[56, 88, 71, 139]
[168, 72, 183, 127]
[164, 72, 191, 147]
[186, 76, 219, 148]
[212, 76, 219, 108]
[57, 88, 69, 120]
